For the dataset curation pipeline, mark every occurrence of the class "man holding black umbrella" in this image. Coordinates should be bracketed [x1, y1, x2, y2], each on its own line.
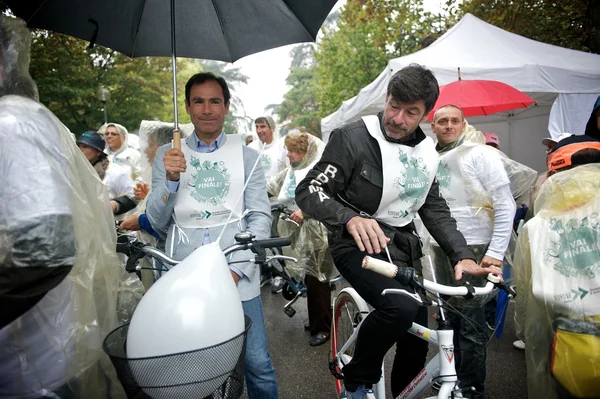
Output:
[146, 72, 279, 399]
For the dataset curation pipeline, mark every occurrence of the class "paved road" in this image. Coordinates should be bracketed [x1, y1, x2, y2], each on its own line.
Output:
[245, 284, 528, 399]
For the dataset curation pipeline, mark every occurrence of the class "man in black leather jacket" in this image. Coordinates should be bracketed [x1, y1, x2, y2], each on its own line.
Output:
[296, 64, 502, 399]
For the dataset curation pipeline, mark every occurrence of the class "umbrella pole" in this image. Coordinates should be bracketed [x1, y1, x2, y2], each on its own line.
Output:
[170, 0, 181, 149]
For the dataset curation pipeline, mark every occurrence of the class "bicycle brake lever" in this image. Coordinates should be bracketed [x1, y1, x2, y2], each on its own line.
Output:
[280, 215, 300, 227]
[498, 283, 517, 298]
[266, 255, 297, 263]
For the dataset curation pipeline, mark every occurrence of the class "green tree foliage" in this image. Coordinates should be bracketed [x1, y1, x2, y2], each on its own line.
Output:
[198, 60, 252, 134]
[314, 0, 445, 118]
[154, 59, 201, 127]
[454, 0, 599, 54]
[29, 31, 179, 134]
[270, 44, 322, 137]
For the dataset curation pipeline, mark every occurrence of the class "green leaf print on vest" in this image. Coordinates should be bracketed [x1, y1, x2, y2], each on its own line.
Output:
[437, 160, 451, 190]
[545, 216, 600, 279]
[186, 157, 231, 206]
[285, 172, 297, 199]
[394, 148, 430, 207]
[260, 154, 272, 173]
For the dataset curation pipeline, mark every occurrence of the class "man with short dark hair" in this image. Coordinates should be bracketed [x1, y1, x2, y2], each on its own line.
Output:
[146, 72, 279, 399]
[296, 64, 500, 399]
[249, 116, 287, 180]
[248, 116, 288, 289]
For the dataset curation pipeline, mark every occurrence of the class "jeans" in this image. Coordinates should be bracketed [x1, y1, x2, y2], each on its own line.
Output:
[334, 250, 428, 397]
[242, 296, 279, 399]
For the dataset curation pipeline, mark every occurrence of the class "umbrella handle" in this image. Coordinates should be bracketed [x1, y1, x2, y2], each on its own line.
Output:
[173, 129, 181, 150]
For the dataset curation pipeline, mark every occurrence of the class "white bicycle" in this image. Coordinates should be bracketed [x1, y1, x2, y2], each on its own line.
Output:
[329, 256, 514, 399]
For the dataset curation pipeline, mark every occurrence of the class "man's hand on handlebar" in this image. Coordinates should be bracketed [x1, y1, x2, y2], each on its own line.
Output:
[480, 255, 502, 268]
[290, 209, 304, 224]
[454, 258, 502, 281]
[346, 216, 390, 255]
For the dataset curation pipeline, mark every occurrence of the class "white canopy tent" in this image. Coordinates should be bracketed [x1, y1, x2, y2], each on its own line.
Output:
[321, 14, 600, 171]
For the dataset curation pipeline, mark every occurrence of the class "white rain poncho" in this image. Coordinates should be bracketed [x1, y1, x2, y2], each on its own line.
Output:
[514, 163, 600, 399]
[0, 95, 126, 398]
[99, 122, 142, 181]
[267, 134, 337, 282]
[429, 124, 536, 306]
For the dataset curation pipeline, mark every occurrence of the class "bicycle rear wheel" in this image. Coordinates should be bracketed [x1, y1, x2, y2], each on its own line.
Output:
[331, 290, 367, 397]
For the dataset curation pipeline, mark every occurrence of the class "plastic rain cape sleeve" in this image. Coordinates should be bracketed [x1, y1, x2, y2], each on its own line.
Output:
[514, 164, 600, 399]
[0, 96, 126, 398]
[268, 135, 338, 282]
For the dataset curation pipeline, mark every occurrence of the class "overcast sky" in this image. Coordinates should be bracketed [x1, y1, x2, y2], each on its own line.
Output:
[232, 0, 446, 134]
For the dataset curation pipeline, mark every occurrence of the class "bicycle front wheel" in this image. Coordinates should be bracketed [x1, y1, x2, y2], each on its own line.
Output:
[331, 289, 369, 398]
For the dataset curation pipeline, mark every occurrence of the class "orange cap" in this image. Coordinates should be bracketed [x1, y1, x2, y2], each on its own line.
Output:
[548, 142, 600, 172]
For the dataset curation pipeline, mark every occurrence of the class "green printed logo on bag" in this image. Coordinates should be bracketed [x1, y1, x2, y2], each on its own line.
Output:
[394, 148, 429, 206]
[186, 157, 231, 206]
[546, 215, 600, 278]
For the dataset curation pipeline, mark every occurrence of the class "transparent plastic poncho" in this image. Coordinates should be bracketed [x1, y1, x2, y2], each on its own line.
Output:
[267, 134, 338, 281]
[514, 164, 600, 399]
[427, 125, 537, 307]
[277, 217, 337, 282]
[0, 96, 126, 398]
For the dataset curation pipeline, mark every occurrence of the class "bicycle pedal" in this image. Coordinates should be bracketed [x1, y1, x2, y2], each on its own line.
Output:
[283, 305, 296, 317]
[328, 359, 344, 380]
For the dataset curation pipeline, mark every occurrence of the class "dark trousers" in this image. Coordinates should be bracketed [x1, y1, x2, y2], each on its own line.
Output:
[448, 305, 487, 397]
[334, 250, 428, 397]
[305, 274, 332, 336]
[431, 244, 489, 397]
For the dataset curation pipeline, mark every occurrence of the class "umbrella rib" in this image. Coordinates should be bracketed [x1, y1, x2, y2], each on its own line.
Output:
[210, 0, 234, 61]
[27, 0, 50, 25]
[129, 0, 149, 57]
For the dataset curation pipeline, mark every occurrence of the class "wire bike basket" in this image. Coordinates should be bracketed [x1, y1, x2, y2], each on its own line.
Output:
[103, 316, 252, 399]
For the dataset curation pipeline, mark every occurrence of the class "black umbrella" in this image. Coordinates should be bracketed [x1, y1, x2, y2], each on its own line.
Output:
[5, 0, 337, 146]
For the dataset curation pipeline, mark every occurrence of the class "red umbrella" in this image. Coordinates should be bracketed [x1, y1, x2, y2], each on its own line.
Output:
[427, 79, 536, 121]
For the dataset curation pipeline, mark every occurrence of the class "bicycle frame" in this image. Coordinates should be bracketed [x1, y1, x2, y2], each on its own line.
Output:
[332, 287, 463, 399]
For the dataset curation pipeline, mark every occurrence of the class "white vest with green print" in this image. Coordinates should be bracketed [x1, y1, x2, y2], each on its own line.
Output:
[174, 135, 244, 228]
[362, 115, 439, 227]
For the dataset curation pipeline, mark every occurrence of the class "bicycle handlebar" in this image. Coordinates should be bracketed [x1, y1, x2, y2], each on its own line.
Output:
[254, 237, 291, 249]
[117, 235, 293, 272]
[362, 256, 501, 298]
